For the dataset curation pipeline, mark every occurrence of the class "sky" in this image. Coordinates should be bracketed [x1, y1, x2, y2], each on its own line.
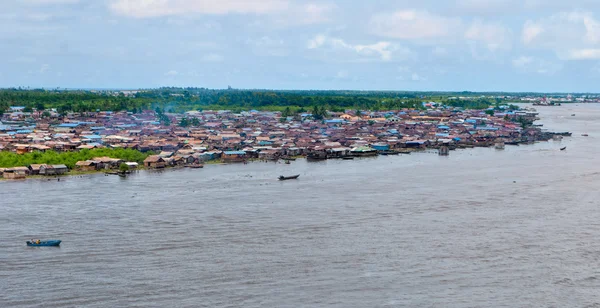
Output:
[3, 0, 600, 92]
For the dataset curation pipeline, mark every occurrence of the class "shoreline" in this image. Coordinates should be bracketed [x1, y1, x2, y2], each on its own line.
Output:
[0, 139, 564, 182]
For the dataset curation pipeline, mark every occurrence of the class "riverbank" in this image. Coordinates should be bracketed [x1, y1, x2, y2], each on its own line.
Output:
[0, 137, 569, 181]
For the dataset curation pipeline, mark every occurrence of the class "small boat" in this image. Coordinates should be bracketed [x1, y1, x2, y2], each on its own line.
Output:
[560, 147, 567, 151]
[187, 164, 204, 168]
[342, 157, 354, 160]
[27, 240, 61, 247]
[278, 174, 300, 181]
[582, 134, 589, 137]
[285, 160, 291, 164]
[572, 114, 576, 116]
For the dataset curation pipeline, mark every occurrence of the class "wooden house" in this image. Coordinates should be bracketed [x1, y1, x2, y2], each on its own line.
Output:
[75, 160, 99, 171]
[2, 167, 29, 179]
[221, 151, 246, 162]
[29, 164, 46, 175]
[40, 164, 68, 176]
[143, 155, 166, 168]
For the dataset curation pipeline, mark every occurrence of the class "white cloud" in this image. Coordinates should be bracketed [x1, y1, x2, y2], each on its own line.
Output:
[296, 3, 335, 25]
[522, 20, 543, 44]
[523, 11, 600, 60]
[512, 56, 562, 75]
[465, 20, 511, 51]
[165, 70, 178, 76]
[246, 36, 288, 57]
[369, 10, 462, 40]
[307, 34, 411, 62]
[411, 73, 426, 81]
[109, 0, 289, 18]
[565, 49, 600, 59]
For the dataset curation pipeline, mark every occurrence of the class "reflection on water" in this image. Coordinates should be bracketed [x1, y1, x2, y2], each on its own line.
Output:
[3, 105, 600, 307]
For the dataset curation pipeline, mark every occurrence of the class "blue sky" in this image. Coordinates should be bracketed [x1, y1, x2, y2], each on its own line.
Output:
[3, 0, 600, 92]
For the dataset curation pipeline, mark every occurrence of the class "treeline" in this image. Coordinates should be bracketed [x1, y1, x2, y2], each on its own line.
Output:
[0, 88, 512, 114]
[0, 148, 150, 169]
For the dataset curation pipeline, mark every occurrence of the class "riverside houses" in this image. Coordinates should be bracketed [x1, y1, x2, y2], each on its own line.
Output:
[0, 105, 553, 174]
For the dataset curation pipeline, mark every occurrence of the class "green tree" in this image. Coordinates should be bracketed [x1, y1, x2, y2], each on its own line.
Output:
[311, 105, 323, 120]
[119, 163, 130, 173]
[190, 117, 200, 126]
[35, 102, 45, 111]
[282, 106, 292, 118]
[485, 109, 494, 116]
[179, 117, 190, 127]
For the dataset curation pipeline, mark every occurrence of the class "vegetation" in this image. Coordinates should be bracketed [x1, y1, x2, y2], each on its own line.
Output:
[0, 148, 150, 169]
[0, 88, 521, 114]
[119, 163, 130, 173]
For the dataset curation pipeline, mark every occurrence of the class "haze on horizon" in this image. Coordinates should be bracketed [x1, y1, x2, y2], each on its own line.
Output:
[3, 0, 600, 92]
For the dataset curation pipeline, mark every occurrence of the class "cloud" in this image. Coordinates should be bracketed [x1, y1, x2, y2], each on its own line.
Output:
[165, 70, 178, 76]
[307, 34, 412, 62]
[369, 10, 462, 40]
[522, 11, 600, 60]
[465, 19, 511, 51]
[512, 56, 562, 75]
[294, 3, 335, 25]
[522, 20, 543, 44]
[246, 36, 288, 57]
[411, 73, 426, 81]
[565, 49, 600, 60]
[109, 0, 289, 18]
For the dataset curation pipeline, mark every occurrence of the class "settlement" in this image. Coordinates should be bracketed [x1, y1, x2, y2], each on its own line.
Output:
[0, 105, 568, 179]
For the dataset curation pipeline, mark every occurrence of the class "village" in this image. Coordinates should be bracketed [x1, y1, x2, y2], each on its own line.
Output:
[0, 104, 567, 179]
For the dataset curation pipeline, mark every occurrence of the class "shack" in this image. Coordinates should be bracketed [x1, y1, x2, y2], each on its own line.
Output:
[29, 164, 46, 175]
[75, 160, 99, 171]
[221, 151, 247, 162]
[143, 155, 166, 168]
[3, 167, 29, 179]
[40, 164, 68, 176]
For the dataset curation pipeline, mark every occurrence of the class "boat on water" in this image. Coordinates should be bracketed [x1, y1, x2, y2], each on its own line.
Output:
[278, 174, 300, 181]
[342, 157, 354, 160]
[187, 164, 204, 168]
[27, 240, 61, 247]
[582, 134, 589, 137]
[560, 147, 567, 151]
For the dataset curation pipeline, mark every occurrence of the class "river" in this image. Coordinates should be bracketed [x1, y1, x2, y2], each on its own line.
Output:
[2, 104, 600, 307]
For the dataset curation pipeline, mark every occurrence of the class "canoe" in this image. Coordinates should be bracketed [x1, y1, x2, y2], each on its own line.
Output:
[27, 240, 61, 247]
[279, 174, 300, 181]
[560, 147, 567, 151]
